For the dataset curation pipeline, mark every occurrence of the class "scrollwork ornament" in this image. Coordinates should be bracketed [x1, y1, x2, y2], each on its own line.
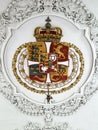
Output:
[14, 121, 81, 130]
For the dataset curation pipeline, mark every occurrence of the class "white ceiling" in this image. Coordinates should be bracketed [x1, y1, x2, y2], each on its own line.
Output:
[0, 0, 98, 130]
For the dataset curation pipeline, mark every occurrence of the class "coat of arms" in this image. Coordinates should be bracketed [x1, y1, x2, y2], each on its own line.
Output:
[12, 17, 84, 103]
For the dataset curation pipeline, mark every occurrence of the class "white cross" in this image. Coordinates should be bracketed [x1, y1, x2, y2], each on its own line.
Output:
[27, 42, 69, 82]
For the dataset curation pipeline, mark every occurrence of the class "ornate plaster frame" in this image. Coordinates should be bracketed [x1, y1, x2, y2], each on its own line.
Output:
[0, 0, 98, 125]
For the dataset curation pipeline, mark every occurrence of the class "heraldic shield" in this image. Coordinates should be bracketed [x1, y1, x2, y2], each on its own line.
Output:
[27, 42, 69, 83]
[12, 16, 84, 98]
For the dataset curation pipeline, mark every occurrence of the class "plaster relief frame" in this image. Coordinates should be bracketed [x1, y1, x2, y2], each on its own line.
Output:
[0, 0, 98, 128]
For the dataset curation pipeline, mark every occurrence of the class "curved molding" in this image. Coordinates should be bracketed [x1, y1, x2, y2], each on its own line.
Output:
[0, 0, 98, 121]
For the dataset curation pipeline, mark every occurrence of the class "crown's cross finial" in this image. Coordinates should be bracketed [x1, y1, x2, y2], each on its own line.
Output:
[46, 16, 51, 22]
[45, 16, 51, 28]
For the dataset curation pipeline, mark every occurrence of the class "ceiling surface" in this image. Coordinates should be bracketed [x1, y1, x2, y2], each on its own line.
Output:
[0, 0, 98, 130]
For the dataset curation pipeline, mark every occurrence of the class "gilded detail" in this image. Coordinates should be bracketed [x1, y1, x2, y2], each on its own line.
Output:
[12, 17, 84, 94]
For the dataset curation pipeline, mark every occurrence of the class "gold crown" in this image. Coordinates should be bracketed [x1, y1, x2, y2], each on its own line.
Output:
[34, 17, 63, 42]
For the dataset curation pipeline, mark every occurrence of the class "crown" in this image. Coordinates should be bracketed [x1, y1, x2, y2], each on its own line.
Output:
[34, 17, 63, 42]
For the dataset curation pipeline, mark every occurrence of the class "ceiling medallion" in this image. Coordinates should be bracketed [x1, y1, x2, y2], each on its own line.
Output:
[0, 0, 98, 122]
[12, 17, 84, 103]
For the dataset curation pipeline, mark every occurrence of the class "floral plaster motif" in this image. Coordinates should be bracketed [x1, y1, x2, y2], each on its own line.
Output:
[14, 121, 81, 130]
